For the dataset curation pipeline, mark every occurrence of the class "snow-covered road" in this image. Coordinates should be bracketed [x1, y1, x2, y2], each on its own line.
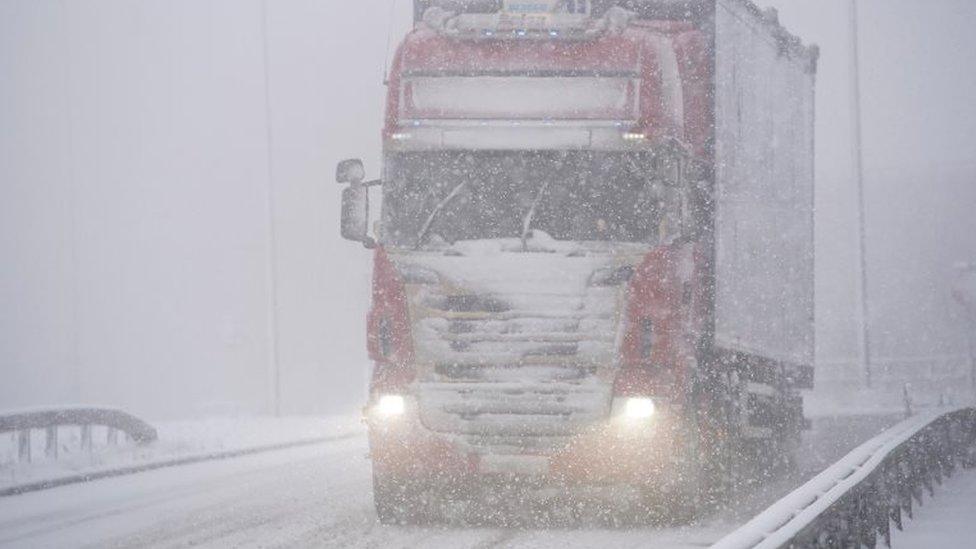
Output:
[0, 415, 896, 549]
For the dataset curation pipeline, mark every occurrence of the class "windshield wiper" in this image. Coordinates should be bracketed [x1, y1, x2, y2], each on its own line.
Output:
[520, 180, 550, 251]
[415, 182, 467, 249]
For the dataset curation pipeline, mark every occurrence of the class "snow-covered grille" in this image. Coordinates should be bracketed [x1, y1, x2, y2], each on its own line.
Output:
[414, 301, 616, 455]
[417, 291, 619, 365]
[416, 373, 612, 455]
[398, 244, 635, 455]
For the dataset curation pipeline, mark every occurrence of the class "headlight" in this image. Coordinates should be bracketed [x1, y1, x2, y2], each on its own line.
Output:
[375, 395, 405, 417]
[621, 397, 656, 420]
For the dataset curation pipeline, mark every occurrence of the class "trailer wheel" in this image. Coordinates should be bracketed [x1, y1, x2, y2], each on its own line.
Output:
[372, 473, 427, 525]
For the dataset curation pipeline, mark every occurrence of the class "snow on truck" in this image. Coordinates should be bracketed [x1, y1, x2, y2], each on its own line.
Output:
[336, 0, 817, 523]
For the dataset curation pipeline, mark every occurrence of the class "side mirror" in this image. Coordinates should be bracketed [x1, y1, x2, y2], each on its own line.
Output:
[336, 159, 366, 185]
[341, 184, 375, 248]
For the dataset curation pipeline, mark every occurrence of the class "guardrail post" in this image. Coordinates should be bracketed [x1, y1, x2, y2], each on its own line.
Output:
[17, 430, 31, 463]
[80, 424, 92, 453]
[45, 426, 58, 460]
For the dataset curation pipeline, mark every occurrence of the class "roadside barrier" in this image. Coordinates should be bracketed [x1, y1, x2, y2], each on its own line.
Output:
[0, 407, 157, 463]
[713, 407, 976, 548]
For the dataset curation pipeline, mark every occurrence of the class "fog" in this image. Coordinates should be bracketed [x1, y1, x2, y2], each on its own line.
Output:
[1, 0, 974, 419]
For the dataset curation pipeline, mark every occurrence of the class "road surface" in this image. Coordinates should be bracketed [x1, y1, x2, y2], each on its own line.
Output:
[0, 415, 896, 549]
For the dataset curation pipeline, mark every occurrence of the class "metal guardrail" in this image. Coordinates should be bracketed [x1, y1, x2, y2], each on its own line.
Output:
[714, 407, 976, 549]
[1, 407, 157, 463]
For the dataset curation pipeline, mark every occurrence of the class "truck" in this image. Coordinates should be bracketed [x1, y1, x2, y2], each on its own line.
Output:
[336, 0, 817, 524]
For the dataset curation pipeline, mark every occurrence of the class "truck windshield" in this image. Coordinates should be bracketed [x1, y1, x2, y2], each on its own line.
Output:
[381, 151, 669, 249]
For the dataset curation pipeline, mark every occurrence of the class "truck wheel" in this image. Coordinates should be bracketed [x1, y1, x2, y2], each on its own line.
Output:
[635, 478, 702, 525]
[671, 483, 704, 524]
[635, 448, 707, 525]
[372, 473, 427, 525]
[634, 423, 715, 525]
[701, 437, 736, 507]
[664, 459, 707, 524]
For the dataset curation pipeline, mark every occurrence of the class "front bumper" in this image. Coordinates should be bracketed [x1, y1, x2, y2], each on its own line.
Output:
[364, 396, 695, 493]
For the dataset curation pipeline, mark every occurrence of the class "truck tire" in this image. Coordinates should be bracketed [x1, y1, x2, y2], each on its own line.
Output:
[372, 473, 427, 525]
[635, 437, 708, 525]
[702, 429, 741, 510]
[668, 452, 708, 524]
[633, 470, 703, 525]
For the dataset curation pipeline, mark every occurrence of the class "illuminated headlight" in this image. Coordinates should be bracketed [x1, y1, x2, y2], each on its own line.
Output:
[375, 395, 405, 417]
[622, 132, 646, 141]
[622, 397, 656, 420]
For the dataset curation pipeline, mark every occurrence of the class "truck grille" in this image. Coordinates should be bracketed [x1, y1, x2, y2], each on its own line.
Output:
[416, 371, 612, 455]
[411, 270, 621, 453]
[397, 249, 633, 456]
[415, 288, 619, 366]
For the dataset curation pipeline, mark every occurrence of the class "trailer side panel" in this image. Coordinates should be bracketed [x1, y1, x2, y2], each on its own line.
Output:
[712, 0, 816, 367]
